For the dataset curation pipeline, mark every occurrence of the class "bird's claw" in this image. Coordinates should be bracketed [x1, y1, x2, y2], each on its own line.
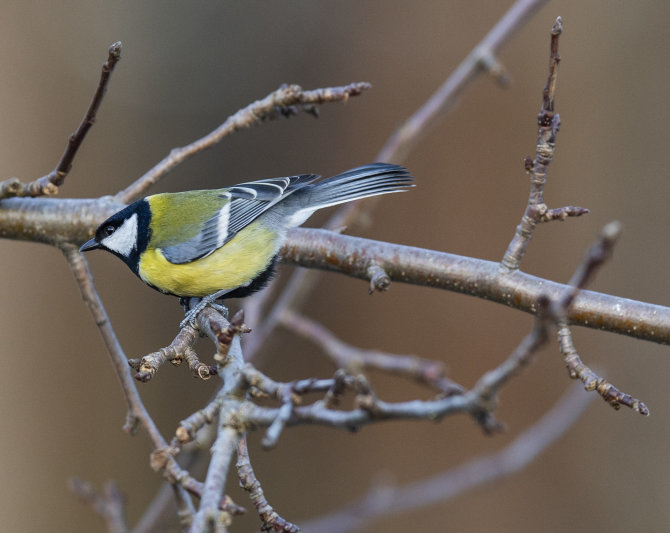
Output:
[179, 293, 229, 329]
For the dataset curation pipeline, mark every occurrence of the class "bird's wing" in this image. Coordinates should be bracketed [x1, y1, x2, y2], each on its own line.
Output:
[161, 174, 318, 264]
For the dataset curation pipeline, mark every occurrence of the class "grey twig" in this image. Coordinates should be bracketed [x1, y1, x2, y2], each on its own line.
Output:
[281, 310, 464, 395]
[376, 0, 550, 164]
[62, 243, 196, 524]
[237, 435, 301, 532]
[501, 17, 586, 271]
[328, 0, 551, 232]
[69, 478, 128, 533]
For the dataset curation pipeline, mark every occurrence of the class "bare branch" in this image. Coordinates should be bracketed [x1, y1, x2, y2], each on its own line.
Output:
[189, 310, 248, 532]
[282, 228, 670, 345]
[300, 384, 592, 533]
[127, 324, 199, 382]
[62, 244, 162, 440]
[175, 398, 223, 446]
[237, 435, 301, 532]
[501, 17, 574, 271]
[376, 0, 550, 164]
[188, 425, 239, 532]
[557, 323, 649, 415]
[62, 243, 196, 521]
[0, 196, 124, 246]
[539, 205, 589, 222]
[69, 478, 128, 533]
[127, 324, 217, 382]
[326, 0, 550, 232]
[0, 42, 122, 199]
[281, 310, 463, 395]
[561, 220, 622, 307]
[114, 83, 371, 204]
[469, 296, 551, 406]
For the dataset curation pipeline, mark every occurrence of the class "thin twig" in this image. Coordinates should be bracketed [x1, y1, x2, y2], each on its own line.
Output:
[0, 42, 122, 199]
[69, 478, 129, 533]
[281, 310, 463, 395]
[237, 435, 301, 532]
[501, 17, 576, 271]
[561, 220, 622, 307]
[62, 244, 195, 521]
[557, 322, 649, 415]
[62, 244, 162, 440]
[547, 222, 648, 414]
[127, 324, 200, 382]
[377, 0, 550, 164]
[114, 83, 371, 204]
[127, 326, 217, 383]
[175, 397, 223, 446]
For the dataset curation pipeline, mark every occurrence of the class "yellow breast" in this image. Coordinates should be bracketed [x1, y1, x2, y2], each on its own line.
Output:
[138, 223, 279, 297]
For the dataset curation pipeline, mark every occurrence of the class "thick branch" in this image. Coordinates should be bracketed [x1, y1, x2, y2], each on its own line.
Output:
[0, 197, 123, 245]
[4, 206, 668, 344]
[282, 228, 670, 345]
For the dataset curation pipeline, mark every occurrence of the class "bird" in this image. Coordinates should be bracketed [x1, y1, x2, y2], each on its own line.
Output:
[80, 163, 413, 323]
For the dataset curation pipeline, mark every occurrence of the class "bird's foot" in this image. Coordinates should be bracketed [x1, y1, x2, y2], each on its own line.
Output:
[180, 292, 229, 329]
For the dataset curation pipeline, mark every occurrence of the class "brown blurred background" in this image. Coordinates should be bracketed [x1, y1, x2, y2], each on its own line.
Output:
[1, 1, 669, 532]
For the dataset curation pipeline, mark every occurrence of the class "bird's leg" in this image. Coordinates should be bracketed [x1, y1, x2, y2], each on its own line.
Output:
[179, 290, 229, 329]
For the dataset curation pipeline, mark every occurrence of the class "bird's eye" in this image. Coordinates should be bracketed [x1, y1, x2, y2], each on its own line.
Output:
[103, 225, 116, 236]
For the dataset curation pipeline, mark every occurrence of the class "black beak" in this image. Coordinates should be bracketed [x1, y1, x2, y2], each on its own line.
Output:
[79, 238, 100, 252]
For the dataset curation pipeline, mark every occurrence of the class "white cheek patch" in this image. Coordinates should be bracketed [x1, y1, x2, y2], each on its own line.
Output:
[102, 213, 138, 257]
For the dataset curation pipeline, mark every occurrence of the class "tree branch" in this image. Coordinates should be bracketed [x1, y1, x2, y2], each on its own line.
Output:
[300, 383, 592, 533]
[0, 42, 122, 199]
[114, 83, 371, 204]
[62, 243, 196, 522]
[376, 0, 550, 164]
[188, 310, 248, 532]
[282, 228, 670, 345]
[236, 435, 300, 532]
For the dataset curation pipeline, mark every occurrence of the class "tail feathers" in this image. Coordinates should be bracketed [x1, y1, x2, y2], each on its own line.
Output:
[304, 163, 413, 209]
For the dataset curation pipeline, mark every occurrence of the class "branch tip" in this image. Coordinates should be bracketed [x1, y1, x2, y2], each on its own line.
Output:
[108, 41, 122, 59]
[601, 220, 622, 242]
[552, 16, 563, 36]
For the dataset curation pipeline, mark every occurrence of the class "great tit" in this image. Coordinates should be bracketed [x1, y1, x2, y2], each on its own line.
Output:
[80, 163, 413, 304]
